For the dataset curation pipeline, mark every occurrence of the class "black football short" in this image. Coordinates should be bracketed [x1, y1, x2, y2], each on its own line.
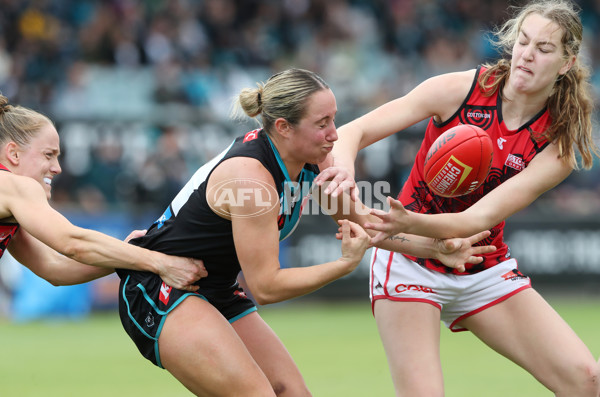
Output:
[117, 269, 256, 368]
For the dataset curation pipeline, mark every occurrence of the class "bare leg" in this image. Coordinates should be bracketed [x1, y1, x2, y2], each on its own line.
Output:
[159, 298, 276, 396]
[374, 299, 444, 397]
[460, 289, 600, 397]
[233, 311, 311, 396]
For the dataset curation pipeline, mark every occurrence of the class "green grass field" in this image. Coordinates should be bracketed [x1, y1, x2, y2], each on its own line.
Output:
[1, 296, 598, 396]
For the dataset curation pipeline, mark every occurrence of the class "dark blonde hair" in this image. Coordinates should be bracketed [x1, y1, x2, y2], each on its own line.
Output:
[480, 0, 597, 169]
[0, 94, 53, 147]
[232, 68, 329, 133]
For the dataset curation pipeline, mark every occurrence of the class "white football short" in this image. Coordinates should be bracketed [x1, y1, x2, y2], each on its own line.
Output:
[369, 248, 531, 332]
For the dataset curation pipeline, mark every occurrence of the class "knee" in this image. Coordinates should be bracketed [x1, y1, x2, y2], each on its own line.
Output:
[580, 360, 600, 395]
[555, 359, 600, 397]
[271, 380, 311, 397]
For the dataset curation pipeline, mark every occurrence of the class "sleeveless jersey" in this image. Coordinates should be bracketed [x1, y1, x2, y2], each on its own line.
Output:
[0, 163, 19, 258]
[399, 65, 551, 275]
[122, 129, 319, 288]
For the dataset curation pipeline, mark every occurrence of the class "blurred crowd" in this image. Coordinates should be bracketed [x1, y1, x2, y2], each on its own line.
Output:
[1, 0, 600, 215]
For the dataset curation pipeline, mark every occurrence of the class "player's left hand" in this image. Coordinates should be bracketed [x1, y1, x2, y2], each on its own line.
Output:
[364, 197, 411, 244]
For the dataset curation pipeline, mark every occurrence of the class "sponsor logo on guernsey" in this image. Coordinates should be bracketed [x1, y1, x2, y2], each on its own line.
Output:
[497, 137, 507, 150]
[461, 106, 494, 130]
[159, 282, 172, 305]
[243, 129, 260, 142]
[466, 111, 491, 119]
[394, 284, 437, 294]
[505, 154, 525, 171]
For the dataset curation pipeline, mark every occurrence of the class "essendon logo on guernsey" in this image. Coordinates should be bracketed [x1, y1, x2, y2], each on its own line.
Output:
[243, 129, 261, 142]
[159, 282, 172, 305]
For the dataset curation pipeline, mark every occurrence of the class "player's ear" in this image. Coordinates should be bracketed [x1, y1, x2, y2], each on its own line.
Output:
[273, 117, 293, 138]
[559, 54, 576, 76]
[4, 141, 20, 166]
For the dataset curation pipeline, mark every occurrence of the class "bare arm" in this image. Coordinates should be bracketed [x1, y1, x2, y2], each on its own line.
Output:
[318, 188, 495, 272]
[1, 174, 207, 290]
[366, 143, 573, 241]
[8, 229, 114, 286]
[315, 70, 476, 197]
[7, 229, 148, 286]
[208, 157, 370, 305]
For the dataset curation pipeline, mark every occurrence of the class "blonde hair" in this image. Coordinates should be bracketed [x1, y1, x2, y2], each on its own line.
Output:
[480, 0, 598, 169]
[0, 94, 53, 148]
[231, 68, 329, 133]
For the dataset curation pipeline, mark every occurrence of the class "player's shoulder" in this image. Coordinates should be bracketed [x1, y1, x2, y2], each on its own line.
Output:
[213, 156, 275, 185]
[425, 69, 477, 94]
[0, 171, 46, 199]
[0, 171, 45, 220]
[416, 69, 477, 116]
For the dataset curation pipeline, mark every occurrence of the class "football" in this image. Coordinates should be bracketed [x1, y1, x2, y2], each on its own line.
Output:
[423, 124, 493, 197]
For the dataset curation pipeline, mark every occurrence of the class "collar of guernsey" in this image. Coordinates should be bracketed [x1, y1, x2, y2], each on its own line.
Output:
[264, 132, 317, 241]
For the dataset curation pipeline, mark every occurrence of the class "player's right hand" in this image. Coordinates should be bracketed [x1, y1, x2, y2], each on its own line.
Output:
[435, 230, 496, 272]
[314, 166, 360, 201]
[158, 256, 208, 292]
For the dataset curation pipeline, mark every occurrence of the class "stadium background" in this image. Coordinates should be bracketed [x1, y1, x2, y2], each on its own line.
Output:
[0, 0, 598, 320]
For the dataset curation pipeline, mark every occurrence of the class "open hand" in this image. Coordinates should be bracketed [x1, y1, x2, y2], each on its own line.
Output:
[364, 197, 411, 244]
[314, 166, 360, 201]
[435, 230, 496, 272]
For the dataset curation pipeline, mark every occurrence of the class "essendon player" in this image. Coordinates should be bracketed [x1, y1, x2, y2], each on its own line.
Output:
[319, 1, 600, 395]
[0, 95, 206, 290]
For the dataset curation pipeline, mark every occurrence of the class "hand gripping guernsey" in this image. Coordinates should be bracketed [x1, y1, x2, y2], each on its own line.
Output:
[117, 129, 319, 367]
[0, 164, 19, 258]
[394, 65, 550, 275]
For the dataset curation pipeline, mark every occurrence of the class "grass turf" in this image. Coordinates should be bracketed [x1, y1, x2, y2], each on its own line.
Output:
[1, 296, 598, 396]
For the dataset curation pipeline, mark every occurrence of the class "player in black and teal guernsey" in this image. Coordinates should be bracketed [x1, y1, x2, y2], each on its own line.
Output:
[118, 127, 321, 353]
[117, 69, 371, 396]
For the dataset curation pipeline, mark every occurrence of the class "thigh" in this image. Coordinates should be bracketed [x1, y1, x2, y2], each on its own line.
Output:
[374, 299, 444, 397]
[159, 297, 276, 397]
[460, 288, 598, 393]
[232, 312, 311, 397]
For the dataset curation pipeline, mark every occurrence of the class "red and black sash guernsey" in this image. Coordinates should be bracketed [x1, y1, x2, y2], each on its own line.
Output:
[398, 65, 550, 275]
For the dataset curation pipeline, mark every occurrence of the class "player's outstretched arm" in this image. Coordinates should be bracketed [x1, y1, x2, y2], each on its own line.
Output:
[8, 229, 151, 286]
[4, 175, 207, 290]
[9, 229, 115, 286]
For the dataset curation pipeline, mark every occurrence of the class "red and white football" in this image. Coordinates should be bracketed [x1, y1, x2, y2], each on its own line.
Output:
[423, 124, 493, 197]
